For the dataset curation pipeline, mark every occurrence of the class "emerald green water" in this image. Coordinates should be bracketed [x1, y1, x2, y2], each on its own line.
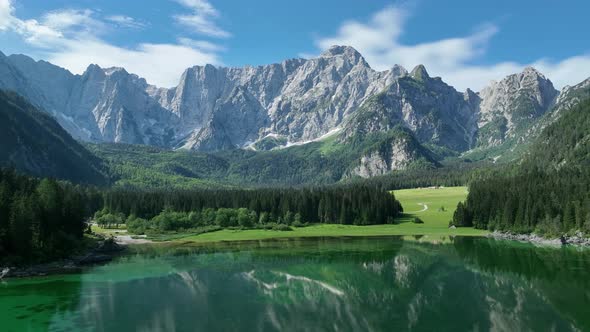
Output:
[2, 236, 589, 332]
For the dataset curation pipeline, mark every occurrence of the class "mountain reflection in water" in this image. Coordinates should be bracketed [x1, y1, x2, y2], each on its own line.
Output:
[1, 237, 589, 332]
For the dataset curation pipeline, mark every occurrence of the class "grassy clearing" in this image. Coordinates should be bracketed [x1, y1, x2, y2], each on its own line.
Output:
[174, 222, 484, 244]
[394, 187, 479, 225]
[92, 186, 486, 244]
[165, 186, 485, 244]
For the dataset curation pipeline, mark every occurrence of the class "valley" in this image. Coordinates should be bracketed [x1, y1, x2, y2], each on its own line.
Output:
[2, 47, 589, 186]
[91, 187, 485, 244]
[1, 1, 590, 330]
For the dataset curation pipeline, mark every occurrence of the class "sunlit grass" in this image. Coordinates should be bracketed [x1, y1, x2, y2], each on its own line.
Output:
[174, 187, 485, 243]
[92, 186, 486, 244]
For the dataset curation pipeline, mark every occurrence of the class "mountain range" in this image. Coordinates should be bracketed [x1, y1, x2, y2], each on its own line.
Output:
[0, 46, 589, 182]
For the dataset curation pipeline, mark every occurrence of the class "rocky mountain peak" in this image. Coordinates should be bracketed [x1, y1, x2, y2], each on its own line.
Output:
[476, 66, 559, 148]
[500, 66, 553, 89]
[410, 65, 430, 81]
[321, 45, 361, 57]
[8, 54, 36, 65]
[521, 66, 543, 76]
[390, 64, 408, 78]
[83, 64, 106, 78]
[464, 88, 480, 104]
[320, 45, 367, 65]
[104, 67, 128, 75]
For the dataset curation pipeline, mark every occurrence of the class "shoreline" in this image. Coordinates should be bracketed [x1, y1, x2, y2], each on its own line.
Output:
[7, 228, 588, 279]
[1, 238, 126, 279]
[488, 231, 590, 247]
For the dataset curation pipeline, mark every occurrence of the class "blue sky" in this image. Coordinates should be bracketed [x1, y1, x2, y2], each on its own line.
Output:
[1, 0, 589, 90]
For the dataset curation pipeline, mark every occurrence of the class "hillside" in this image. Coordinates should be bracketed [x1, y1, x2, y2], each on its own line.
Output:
[88, 126, 437, 188]
[454, 97, 590, 235]
[0, 90, 108, 185]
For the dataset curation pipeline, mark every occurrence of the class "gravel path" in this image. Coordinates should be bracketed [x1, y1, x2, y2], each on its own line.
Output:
[407, 203, 428, 213]
[114, 235, 153, 245]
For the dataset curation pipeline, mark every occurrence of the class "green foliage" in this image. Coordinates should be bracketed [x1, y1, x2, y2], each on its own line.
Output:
[272, 224, 293, 231]
[450, 202, 472, 227]
[102, 184, 402, 227]
[0, 168, 102, 263]
[475, 117, 508, 148]
[96, 213, 125, 228]
[455, 98, 590, 236]
[349, 159, 497, 191]
[122, 206, 306, 235]
[87, 126, 438, 189]
[253, 136, 288, 151]
[0, 90, 108, 185]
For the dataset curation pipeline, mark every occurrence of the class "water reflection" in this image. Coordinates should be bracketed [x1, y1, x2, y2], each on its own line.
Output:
[1, 237, 589, 331]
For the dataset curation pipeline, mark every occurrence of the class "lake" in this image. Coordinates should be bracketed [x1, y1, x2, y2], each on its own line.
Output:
[1, 236, 589, 331]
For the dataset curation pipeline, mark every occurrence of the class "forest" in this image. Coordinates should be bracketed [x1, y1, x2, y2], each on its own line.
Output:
[0, 169, 102, 263]
[452, 98, 590, 235]
[100, 185, 403, 227]
[0, 168, 403, 263]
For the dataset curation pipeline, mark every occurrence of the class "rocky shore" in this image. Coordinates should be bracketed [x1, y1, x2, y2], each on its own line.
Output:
[488, 231, 590, 247]
[0, 238, 125, 279]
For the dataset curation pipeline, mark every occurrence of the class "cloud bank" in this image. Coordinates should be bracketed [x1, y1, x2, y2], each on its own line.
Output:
[0, 0, 225, 87]
[173, 0, 230, 38]
[313, 5, 590, 90]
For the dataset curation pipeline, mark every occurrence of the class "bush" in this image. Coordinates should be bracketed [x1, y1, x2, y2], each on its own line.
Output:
[96, 213, 125, 228]
[534, 215, 563, 237]
[258, 212, 270, 224]
[257, 223, 276, 230]
[412, 217, 424, 224]
[272, 224, 293, 231]
[292, 220, 304, 228]
[126, 216, 149, 235]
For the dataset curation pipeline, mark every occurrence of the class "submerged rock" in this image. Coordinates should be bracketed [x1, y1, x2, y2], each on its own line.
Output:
[488, 231, 590, 247]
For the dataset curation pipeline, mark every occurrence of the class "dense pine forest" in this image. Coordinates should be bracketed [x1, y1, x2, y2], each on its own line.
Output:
[0, 167, 403, 263]
[0, 169, 102, 263]
[452, 98, 590, 235]
[357, 161, 497, 191]
[100, 185, 403, 232]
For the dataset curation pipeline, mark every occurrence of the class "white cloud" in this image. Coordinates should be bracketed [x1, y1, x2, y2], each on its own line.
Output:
[48, 39, 221, 87]
[314, 5, 590, 91]
[42, 9, 104, 32]
[173, 0, 230, 38]
[178, 37, 225, 52]
[0, 0, 13, 30]
[0, 0, 224, 87]
[106, 15, 146, 29]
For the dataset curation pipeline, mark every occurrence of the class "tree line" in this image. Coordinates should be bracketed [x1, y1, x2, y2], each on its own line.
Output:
[452, 98, 590, 236]
[99, 208, 299, 235]
[451, 167, 590, 236]
[1, 168, 403, 263]
[355, 160, 497, 192]
[101, 185, 403, 226]
[0, 169, 102, 263]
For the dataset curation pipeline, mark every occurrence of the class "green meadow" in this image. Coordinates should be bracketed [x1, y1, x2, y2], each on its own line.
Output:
[94, 186, 486, 244]
[392, 186, 486, 237]
[163, 186, 486, 243]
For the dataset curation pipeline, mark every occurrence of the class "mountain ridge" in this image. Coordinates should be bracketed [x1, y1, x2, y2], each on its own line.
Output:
[0, 90, 108, 185]
[0, 46, 588, 173]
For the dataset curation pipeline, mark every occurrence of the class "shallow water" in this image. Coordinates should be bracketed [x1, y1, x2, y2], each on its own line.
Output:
[1, 236, 589, 331]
